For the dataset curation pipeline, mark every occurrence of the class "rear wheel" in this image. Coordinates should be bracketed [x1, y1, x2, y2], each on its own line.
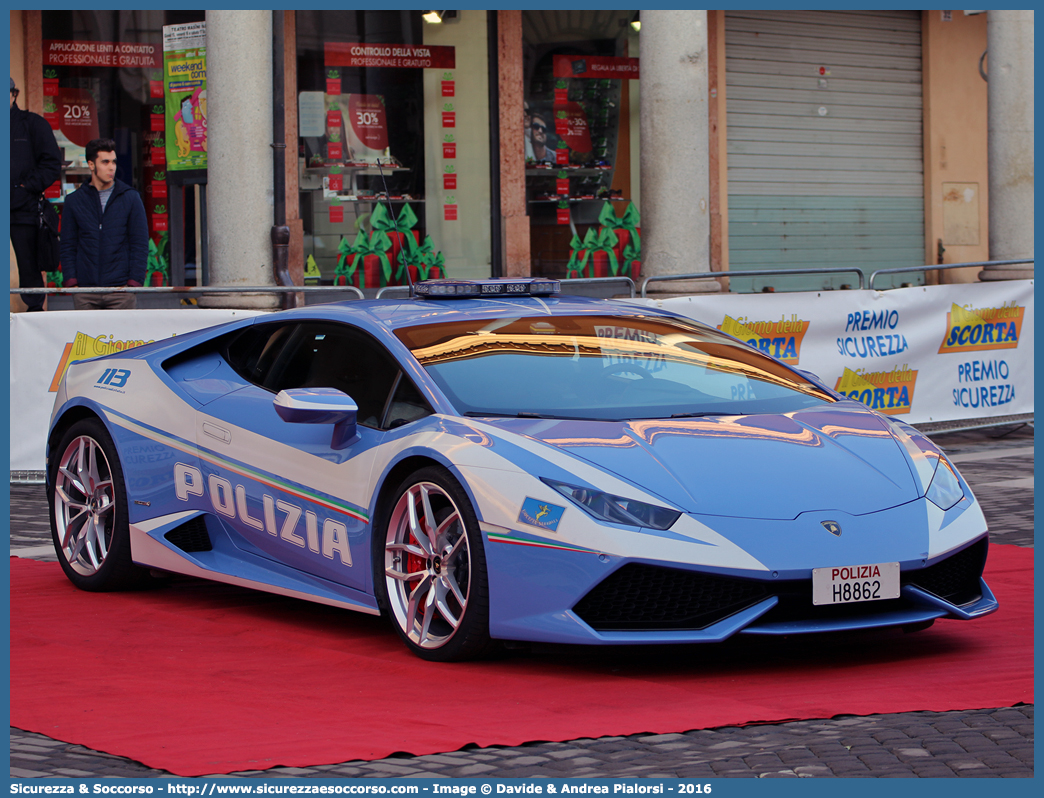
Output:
[376, 466, 494, 661]
[49, 418, 146, 591]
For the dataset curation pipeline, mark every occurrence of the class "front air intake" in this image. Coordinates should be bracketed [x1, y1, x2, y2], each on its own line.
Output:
[573, 563, 769, 631]
[905, 538, 987, 606]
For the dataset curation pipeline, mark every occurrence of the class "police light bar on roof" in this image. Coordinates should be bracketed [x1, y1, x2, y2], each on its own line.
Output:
[415, 278, 561, 299]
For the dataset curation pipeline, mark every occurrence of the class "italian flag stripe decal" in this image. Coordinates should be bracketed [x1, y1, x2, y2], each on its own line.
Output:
[487, 531, 595, 554]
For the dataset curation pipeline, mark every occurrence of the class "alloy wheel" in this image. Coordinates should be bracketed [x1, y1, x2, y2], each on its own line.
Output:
[384, 481, 471, 650]
[53, 435, 116, 576]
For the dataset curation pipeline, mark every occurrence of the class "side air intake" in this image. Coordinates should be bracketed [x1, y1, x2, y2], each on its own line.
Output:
[164, 516, 213, 553]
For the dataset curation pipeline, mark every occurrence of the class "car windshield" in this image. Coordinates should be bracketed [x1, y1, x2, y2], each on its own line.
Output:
[395, 313, 835, 421]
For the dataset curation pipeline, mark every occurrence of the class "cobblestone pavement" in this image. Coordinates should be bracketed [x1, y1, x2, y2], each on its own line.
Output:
[10, 707, 1034, 779]
[10, 425, 1033, 779]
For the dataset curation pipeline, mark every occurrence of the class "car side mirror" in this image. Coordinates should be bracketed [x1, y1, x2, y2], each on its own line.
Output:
[273, 388, 359, 450]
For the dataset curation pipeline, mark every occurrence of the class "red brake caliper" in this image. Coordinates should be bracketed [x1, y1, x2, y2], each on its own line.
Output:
[405, 503, 428, 618]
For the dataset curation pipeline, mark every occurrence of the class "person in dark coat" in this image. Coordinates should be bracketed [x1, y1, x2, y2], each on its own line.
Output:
[10, 76, 62, 311]
[60, 137, 148, 309]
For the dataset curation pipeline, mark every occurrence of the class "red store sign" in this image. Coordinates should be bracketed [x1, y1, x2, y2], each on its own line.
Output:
[553, 54, 639, 80]
[325, 43, 455, 70]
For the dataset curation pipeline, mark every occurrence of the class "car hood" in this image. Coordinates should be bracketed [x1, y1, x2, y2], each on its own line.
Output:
[479, 406, 923, 520]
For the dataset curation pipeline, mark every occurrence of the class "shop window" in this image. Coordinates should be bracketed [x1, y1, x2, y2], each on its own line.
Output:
[522, 11, 640, 280]
[39, 10, 205, 289]
[296, 10, 492, 291]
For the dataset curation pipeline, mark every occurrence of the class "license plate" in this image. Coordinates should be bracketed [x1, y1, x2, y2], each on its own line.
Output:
[812, 561, 900, 606]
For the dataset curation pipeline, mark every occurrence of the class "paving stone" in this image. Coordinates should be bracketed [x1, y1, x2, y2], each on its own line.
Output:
[639, 733, 688, 743]
[551, 757, 602, 768]
[451, 763, 498, 775]
[502, 756, 551, 766]
[10, 768, 50, 778]
[912, 765, 959, 777]
[643, 742, 692, 752]
[896, 747, 931, 758]
[858, 754, 902, 765]
[793, 765, 832, 776]
[924, 741, 967, 755]
[359, 761, 420, 774]
[14, 738, 64, 748]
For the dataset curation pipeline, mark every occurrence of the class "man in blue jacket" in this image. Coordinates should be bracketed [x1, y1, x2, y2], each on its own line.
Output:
[60, 137, 148, 309]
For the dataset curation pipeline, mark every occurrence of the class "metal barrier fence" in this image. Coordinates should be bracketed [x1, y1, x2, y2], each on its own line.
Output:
[638, 257, 1033, 297]
[13, 261, 1031, 303]
[11, 284, 363, 299]
[641, 267, 867, 296]
[867, 257, 1033, 290]
[12, 276, 637, 302]
[10, 259, 1035, 304]
[374, 275, 636, 299]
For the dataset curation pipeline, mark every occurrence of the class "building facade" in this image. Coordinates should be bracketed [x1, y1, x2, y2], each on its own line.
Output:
[9, 9, 1030, 310]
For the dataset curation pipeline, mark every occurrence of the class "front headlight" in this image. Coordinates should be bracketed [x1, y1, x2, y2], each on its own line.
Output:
[542, 478, 681, 530]
[926, 458, 964, 510]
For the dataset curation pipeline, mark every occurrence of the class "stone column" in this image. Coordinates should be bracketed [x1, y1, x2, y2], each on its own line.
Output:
[980, 10, 1034, 281]
[201, 11, 279, 308]
[498, 11, 531, 277]
[640, 10, 720, 294]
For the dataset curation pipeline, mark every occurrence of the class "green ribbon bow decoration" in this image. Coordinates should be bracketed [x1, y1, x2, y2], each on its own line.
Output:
[371, 204, 420, 279]
[565, 233, 589, 278]
[333, 235, 355, 279]
[429, 252, 446, 280]
[370, 202, 419, 237]
[597, 201, 641, 255]
[622, 241, 641, 276]
[145, 233, 170, 286]
[342, 230, 392, 284]
[582, 226, 619, 276]
[411, 235, 447, 281]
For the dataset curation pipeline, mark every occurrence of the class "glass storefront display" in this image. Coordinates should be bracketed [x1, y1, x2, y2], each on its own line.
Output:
[522, 10, 640, 280]
[295, 10, 492, 289]
[39, 10, 205, 288]
[23, 10, 638, 296]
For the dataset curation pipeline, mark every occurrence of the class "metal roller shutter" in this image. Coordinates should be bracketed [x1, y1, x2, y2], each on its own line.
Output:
[725, 10, 925, 291]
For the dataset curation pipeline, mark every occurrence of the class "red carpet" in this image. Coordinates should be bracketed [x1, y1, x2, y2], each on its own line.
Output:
[10, 545, 1033, 777]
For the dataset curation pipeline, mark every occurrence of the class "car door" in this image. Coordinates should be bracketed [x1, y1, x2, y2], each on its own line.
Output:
[192, 320, 404, 594]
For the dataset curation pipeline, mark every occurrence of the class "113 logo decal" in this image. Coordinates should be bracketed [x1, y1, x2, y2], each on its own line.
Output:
[96, 368, 130, 388]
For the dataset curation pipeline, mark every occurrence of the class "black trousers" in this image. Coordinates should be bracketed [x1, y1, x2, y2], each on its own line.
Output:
[10, 223, 46, 311]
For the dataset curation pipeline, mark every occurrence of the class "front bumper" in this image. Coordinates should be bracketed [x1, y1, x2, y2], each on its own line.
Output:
[485, 525, 996, 645]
